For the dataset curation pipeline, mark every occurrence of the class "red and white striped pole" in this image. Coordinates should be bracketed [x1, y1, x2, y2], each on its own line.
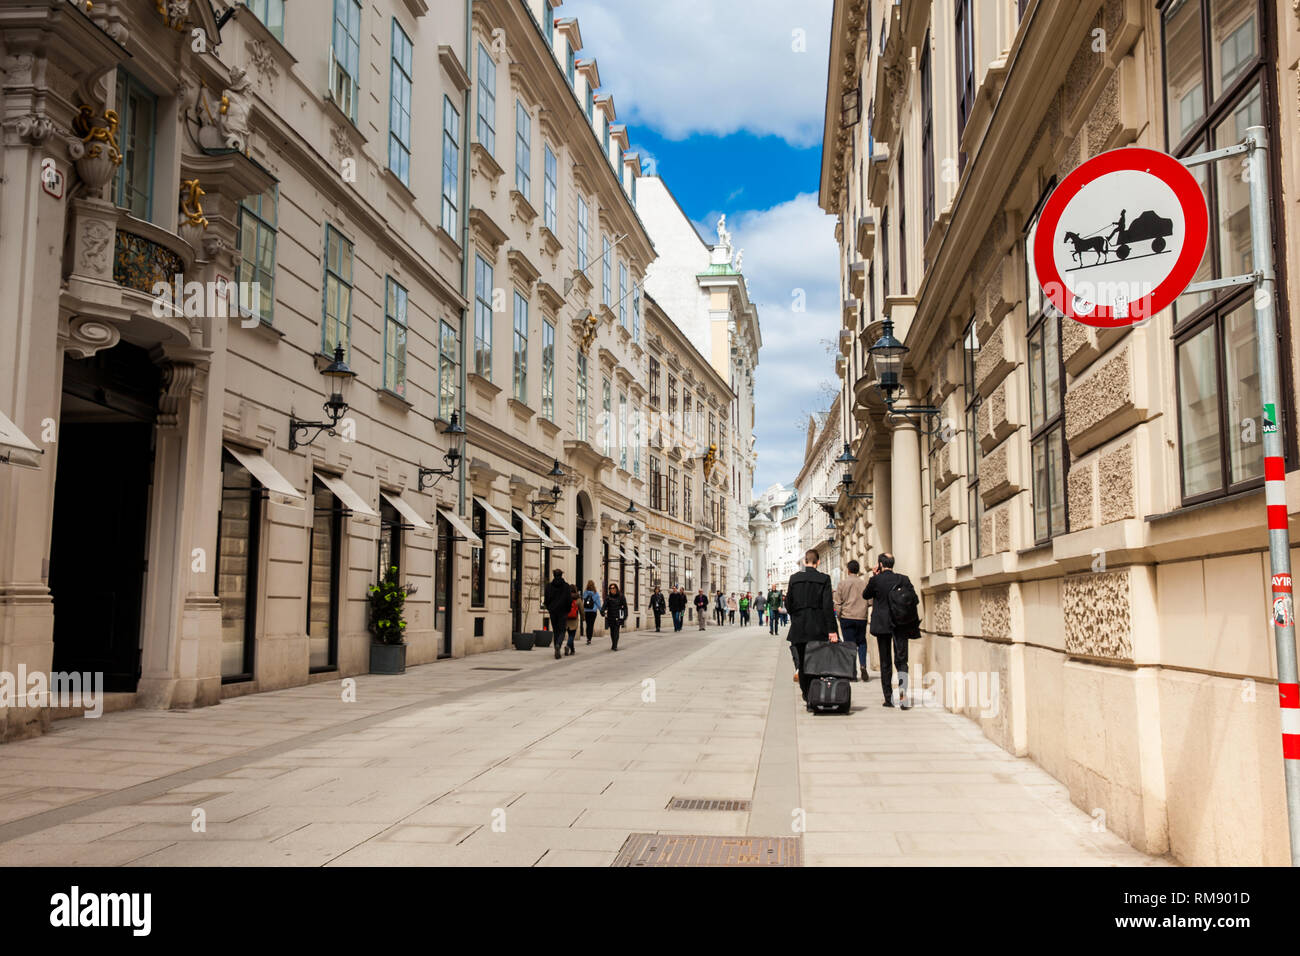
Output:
[1246, 126, 1300, 864]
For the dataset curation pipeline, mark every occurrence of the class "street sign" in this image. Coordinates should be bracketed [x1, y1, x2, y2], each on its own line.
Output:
[1033, 146, 1208, 328]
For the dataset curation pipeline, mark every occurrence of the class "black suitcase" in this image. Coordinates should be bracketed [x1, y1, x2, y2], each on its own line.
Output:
[808, 676, 851, 713]
[803, 640, 857, 679]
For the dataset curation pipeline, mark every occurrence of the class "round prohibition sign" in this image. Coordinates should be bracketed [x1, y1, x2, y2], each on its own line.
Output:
[1033, 146, 1209, 328]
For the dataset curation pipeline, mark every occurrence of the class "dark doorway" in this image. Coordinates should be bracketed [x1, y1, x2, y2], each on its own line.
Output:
[436, 513, 454, 658]
[510, 513, 524, 635]
[50, 344, 160, 692]
[574, 498, 586, 590]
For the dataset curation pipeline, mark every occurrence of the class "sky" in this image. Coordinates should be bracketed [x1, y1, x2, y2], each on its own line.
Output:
[559, 0, 841, 491]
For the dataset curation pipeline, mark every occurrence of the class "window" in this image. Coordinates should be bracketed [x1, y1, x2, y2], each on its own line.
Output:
[670, 553, 680, 589]
[388, 20, 413, 185]
[897, 138, 907, 294]
[577, 196, 589, 271]
[619, 390, 628, 470]
[439, 320, 458, 421]
[586, 82, 594, 121]
[515, 101, 531, 200]
[632, 282, 641, 342]
[308, 479, 343, 670]
[1162, 0, 1281, 501]
[602, 235, 612, 306]
[236, 186, 277, 325]
[441, 98, 461, 235]
[683, 471, 692, 520]
[668, 466, 679, 517]
[1025, 211, 1067, 542]
[963, 318, 981, 561]
[378, 498, 402, 584]
[543, 0, 554, 45]
[618, 262, 628, 326]
[920, 35, 936, 243]
[384, 277, 409, 398]
[476, 43, 496, 154]
[512, 291, 528, 402]
[542, 320, 555, 420]
[649, 357, 661, 407]
[650, 456, 663, 510]
[603, 121, 610, 159]
[246, 0, 284, 40]
[330, 0, 362, 122]
[566, 46, 576, 87]
[217, 451, 261, 681]
[322, 224, 353, 358]
[683, 393, 693, 436]
[544, 144, 558, 232]
[955, 0, 974, 172]
[470, 500, 487, 606]
[667, 376, 678, 425]
[601, 378, 612, 456]
[113, 70, 156, 219]
[576, 351, 589, 442]
[881, 208, 891, 297]
[473, 256, 496, 379]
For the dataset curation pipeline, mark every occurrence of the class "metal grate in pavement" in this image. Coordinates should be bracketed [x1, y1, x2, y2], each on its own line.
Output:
[471, 667, 523, 672]
[611, 833, 801, 867]
[667, 797, 753, 812]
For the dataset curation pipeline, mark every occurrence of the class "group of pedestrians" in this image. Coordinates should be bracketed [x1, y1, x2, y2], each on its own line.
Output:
[543, 569, 628, 659]
[784, 550, 921, 709]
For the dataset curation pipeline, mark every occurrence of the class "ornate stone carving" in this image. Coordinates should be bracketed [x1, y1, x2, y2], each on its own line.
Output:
[1063, 569, 1134, 661]
[158, 363, 197, 429]
[158, 0, 192, 31]
[8, 113, 55, 145]
[65, 317, 121, 359]
[246, 39, 280, 93]
[331, 124, 355, 159]
[79, 219, 114, 273]
[71, 106, 122, 191]
[197, 70, 253, 152]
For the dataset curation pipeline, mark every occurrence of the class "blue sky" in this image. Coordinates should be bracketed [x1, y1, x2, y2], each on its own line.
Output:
[559, 0, 841, 491]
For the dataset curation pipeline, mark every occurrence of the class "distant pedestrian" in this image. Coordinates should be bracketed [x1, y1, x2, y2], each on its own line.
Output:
[757, 597, 766, 627]
[739, 592, 751, 626]
[668, 586, 687, 632]
[582, 579, 602, 645]
[544, 569, 572, 661]
[862, 553, 921, 709]
[714, 591, 726, 627]
[786, 550, 840, 704]
[649, 586, 666, 632]
[565, 585, 580, 655]
[727, 592, 738, 623]
[694, 588, 709, 631]
[604, 583, 629, 651]
[767, 588, 781, 635]
[834, 559, 872, 683]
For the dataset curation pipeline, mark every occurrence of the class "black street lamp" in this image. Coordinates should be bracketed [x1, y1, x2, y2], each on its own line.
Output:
[289, 345, 355, 449]
[418, 412, 467, 491]
[528, 459, 566, 517]
[868, 318, 945, 435]
[835, 442, 872, 501]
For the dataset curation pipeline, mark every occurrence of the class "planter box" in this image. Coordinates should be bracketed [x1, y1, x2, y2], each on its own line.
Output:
[532, 629, 553, 648]
[369, 642, 407, 675]
[513, 631, 535, 651]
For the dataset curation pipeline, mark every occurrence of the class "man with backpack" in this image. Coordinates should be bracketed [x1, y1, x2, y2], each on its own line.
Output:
[668, 586, 687, 632]
[861, 553, 921, 709]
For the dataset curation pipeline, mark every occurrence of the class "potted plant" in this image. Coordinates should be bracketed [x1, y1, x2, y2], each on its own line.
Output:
[368, 565, 410, 674]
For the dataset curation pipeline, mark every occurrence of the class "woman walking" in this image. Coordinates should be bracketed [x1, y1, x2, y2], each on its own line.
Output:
[582, 579, 602, 645]
[604, 583, 629, 651]
[563, 585, 581, 656]
[727, 593, 738, 624]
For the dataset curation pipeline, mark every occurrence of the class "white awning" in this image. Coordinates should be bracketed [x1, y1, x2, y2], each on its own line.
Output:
[542, 519, 576, 550]
[382, 492, 431, 531]
[438, 508, 482, 546]
[314, 471, 378, 517]
[473, 495, 520, 540]
[0, 410, 42, 469]
[615, 545, 629, 560]
[512, 508, 552, 545]
[225, 444, 303, 499]
[639, 553, 658, 570]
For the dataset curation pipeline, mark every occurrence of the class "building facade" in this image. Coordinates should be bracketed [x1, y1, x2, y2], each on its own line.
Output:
[795, 394, 844, 582]
[820, 0, 1300, 864]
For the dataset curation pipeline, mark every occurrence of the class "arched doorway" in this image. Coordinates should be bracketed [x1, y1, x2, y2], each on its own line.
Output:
[574, 494, 588, 590]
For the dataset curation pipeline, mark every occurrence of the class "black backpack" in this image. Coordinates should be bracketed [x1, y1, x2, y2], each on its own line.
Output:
[584, 593, 596, 610]
[887, 576, 921, 633]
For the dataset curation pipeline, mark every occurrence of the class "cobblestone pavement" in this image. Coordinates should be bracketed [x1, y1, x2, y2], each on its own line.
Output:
[0, 625, 1167, 866]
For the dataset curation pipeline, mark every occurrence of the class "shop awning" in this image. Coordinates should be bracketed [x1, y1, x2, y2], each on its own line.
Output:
[382, 492, 431, 531]
[542, 519, 576, 550]
[225, 444, 302, 499]
[512, 508, 552, 545]
[438, 508, 482, 546]
[473, 495, 520, 540]
[314, 471, 378, 517]
[639, 553, 658, 570]
[0, 410, 42, 469]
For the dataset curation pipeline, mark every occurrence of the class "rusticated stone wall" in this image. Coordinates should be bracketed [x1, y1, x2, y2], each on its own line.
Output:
[981, 584, 1011, 641]
[1062, 568, 1134, 661]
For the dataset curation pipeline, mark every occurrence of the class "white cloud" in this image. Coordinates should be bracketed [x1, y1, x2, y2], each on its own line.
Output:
[557, 0, 832, 147]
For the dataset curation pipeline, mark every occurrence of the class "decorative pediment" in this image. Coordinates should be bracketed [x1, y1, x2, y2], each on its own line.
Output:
[537, 280, 565, 314]
[509, 62, 543, 112]
[470, 142, 505, 198]
[509, 188, 538, 230]
[469, 206, 508, 257]
[539, 225, 563, 260]
[507, 248, 541, 290]
[439, 44, 471, 92]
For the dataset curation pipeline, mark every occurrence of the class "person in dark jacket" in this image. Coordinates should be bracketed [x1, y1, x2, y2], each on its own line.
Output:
[604, 583, 629, 650]
[564, 585, 580, 655]
[714, 591, 726, 627]
[694, 588, 709, 630]
[543, 569, 572, 661]
[786, 550, 840, 702]
[767, 588, 782, 634]
[582, 579, 602, 645]
[668, 587, 687, 632]
[862, 552, 916, 708]
[648, 586, 667, 631]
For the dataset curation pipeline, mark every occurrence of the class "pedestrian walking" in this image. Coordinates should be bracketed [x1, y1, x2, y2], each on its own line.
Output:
[757, 596, 766, 627]
[649, 586, 666, 632]
[785, 550, 840, 704]
[767, 588, 781, 634]
[739, 592, 751, 626]
[694, 588, 709, 630]
[668, 586, 687, 632]
[604, 583, 629, 651]
[714, 591, 726, 627]
[543, 569, 572, 661]
[727, 592, 738, 624]
[834, 559, 872, 683]
[582, 579, 602, 645]
[565, 585, 580, 655]
[862, 553, 921, 709]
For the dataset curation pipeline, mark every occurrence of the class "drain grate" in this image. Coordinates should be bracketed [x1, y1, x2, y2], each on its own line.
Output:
[668, 797, 752, 812]
[471, 666, 523, 672]
[612, 833, 801, 867]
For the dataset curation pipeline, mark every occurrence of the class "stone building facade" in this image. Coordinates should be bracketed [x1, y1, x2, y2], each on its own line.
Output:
[795, 394, 844, 583]
[820, 0, 1300, 864]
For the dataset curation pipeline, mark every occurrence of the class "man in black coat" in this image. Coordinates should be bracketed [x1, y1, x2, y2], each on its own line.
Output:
[786, 550, 840, 703]
[648, 586, 667, 631]
[667, 587, 687, 632]
[862, 553, 916, 708]
[543, 569, 571, 661]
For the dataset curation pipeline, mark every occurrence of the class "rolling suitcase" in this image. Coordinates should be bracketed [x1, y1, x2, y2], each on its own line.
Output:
[802, 640, 856, 714]
[808, 675, 851, 713]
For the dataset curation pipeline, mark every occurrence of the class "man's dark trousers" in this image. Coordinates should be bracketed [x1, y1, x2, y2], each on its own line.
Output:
[584, 611, 597, 641]
[671, 611, 683, 631]
[549, 612, 569, 654]
[790, 644, 815, 700]
[875, 632, 909, 701]
[653, 611, 663, 631]
[840, 618, 868, 668]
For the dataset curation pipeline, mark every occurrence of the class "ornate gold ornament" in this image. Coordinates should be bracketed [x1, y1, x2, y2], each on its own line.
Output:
[180, 179, 208, 228]
[72, 106, 122, 166]
[702, 442, 718, 479]
[578, 312, 599, 353]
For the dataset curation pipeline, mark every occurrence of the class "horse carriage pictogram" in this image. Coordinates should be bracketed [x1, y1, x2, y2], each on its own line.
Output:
[1061, 209, 1175, 267]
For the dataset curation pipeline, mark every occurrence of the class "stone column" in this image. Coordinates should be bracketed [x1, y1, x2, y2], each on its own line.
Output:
[889, 419, 923, 578]
[870, 459, 892, 561]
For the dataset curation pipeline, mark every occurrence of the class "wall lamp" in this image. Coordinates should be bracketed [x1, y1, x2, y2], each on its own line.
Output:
[835, 443, 873, 501]
[868, 318, 945, 436]
[418, 412, 467, 491]
[289, 345, 355, 450]
[528, 459, 566, 517]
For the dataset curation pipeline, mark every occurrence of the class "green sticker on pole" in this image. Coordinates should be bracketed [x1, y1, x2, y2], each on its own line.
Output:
[1265, 404, 1278, 434]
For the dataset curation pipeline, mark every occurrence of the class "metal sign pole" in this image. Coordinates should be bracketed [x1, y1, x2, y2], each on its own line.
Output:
[1244, 125, 1300, 866]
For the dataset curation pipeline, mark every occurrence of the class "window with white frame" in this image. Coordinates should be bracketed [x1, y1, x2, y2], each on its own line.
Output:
[513, 291, 529, 402]
[1025, 204, 1067, 542]
[322, 224, 353, 358]
[576, 351, 589, 442]
[388, 20, 413, 185]
[476, 43, 496, 154]
[330, 0, 362, 122]
[515, 101, 531, 200]
[439, 320, 458, 421]
[236, 186, 277, 325]
[441, 97, 460, 235]
[602, 235, 612, 306]
[618, 262, 628, 327]
[602, 378, 612, 457]
[577, 196, 589, 271]
[474, 255, 493, 379]
[544, 144, 558, 232]
[542, 320, 555, 420]
[384, 278, 408, 397]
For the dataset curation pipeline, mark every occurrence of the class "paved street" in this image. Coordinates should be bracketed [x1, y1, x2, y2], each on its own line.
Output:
[0, 625, 1165, 866]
